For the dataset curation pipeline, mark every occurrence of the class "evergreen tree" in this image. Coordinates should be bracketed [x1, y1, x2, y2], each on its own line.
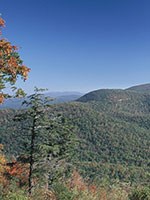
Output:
[14, 88, 76, 194]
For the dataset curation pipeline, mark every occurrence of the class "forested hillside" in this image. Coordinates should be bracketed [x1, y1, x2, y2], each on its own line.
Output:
[126, 83, 150, 93]
[0, 86, 150, 186]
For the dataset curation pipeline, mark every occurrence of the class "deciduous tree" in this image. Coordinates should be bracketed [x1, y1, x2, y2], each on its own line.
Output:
[0, 16, 30, 103]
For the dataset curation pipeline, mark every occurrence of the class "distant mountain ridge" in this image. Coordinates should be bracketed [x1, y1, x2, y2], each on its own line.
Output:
[77, 83, 150, 103]
[77, 83, 150, 114]
[0, 91, 83, 109]
[126, 83, 150, 93]
[45, 91, 83, 97]
[1, 83, 150, 109]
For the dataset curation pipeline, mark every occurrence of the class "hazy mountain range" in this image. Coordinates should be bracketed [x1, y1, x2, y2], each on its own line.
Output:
[1, 83, 150, 109]
[0, 91, 83, 109]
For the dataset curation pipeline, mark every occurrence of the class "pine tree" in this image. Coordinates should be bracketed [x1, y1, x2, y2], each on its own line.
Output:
[14, 88, 76, 194]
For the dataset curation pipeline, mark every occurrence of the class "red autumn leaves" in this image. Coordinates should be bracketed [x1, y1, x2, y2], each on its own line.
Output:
[0, 17, 30, 103]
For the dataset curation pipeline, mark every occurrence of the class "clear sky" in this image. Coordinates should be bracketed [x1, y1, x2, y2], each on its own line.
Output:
[1, 0, 150, 93]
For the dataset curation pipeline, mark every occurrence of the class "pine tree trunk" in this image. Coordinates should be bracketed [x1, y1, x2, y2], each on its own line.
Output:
[28, 116, 36, 195]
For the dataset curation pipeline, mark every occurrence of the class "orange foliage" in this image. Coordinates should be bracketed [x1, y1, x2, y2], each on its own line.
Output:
[0, 18, 5, 27]
[0, 144, 29, 189]
[0, 17, 30, 103]
[6, 161, 29, 187]
[67, 170, 109, 199]
[88, 184, 97, 195]
[0, 144, 9, 186]
[68, 170, 87, 191]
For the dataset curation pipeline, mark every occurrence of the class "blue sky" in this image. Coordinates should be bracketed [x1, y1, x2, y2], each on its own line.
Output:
[1, 0, 150, 93]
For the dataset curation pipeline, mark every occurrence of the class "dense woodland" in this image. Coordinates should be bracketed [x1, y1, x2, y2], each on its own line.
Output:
[0, 85, 150, 199]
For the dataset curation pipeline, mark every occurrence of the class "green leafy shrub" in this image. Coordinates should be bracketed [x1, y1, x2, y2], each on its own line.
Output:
[129, 187, 150, 200]
[53, 182, 75, 200]
[4, 190, 28, 200]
